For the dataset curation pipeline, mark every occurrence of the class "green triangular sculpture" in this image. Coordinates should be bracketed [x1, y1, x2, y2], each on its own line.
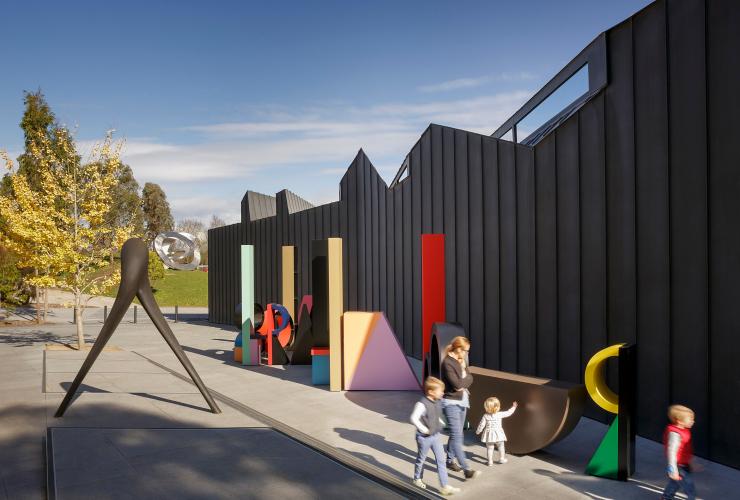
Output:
[586, 417, 619, 479]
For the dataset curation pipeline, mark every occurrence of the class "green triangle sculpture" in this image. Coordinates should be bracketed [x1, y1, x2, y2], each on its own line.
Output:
[585, 417, 619, 479]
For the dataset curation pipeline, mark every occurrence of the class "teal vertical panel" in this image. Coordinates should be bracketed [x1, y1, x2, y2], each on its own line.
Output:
[241, 245, 255, 365]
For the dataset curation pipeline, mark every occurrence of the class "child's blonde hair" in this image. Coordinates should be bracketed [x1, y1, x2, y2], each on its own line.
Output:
[668, 404, 694, 424]
[424, 376, 445, 394]
[484, 397, 501, 414]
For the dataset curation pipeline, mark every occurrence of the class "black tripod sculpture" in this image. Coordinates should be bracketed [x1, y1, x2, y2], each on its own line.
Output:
[55, 238, 221, 417]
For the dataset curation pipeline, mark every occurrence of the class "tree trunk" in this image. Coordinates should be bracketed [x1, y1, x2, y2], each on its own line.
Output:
[35, 285, 40, 324]
[75, 293, 85, 350]
[43, 288, 48, 321]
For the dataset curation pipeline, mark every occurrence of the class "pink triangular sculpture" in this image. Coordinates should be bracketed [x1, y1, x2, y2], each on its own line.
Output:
[347, 313, 422, 391]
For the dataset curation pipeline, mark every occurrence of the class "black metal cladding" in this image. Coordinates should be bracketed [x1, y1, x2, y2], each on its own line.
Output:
[208, 0, 740, 468]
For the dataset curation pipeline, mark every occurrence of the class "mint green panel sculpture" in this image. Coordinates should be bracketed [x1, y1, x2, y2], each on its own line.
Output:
[241, 245, 255, 365]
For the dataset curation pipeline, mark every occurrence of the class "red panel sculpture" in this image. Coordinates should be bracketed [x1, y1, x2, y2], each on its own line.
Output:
[422, 234, 446, 374]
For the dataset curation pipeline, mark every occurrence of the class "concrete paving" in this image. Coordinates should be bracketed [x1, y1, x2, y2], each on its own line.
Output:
[49, 428, 401, 500]
[1, 319, 739, 499]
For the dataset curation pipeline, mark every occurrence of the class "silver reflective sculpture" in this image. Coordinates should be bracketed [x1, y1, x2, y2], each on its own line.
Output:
[153, 232, 201, 270]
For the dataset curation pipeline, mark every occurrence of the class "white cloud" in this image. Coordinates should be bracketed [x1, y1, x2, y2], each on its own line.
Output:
[73, 89, 533, 221]
[418, 72, 536, 93]
[169, 195, 241, 224]
[418, 76, 493, 93]
[317, 167, 349, 176]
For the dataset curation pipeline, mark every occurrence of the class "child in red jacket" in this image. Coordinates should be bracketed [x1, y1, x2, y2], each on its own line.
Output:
[661, 405, 696, 500]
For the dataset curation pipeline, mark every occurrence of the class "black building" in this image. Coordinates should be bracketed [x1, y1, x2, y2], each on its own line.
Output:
[209, 0, 740, 468]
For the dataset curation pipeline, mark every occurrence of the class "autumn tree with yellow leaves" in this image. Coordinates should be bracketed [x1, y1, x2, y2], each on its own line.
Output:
[0, 129, 134, 348]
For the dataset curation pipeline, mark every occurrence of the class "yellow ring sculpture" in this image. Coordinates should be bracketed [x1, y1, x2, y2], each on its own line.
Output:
[584, 343, 624, 414]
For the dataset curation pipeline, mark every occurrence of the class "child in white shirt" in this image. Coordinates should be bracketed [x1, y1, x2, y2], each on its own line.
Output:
[475, 397, 517, 465]
[410, 377, 460, 495]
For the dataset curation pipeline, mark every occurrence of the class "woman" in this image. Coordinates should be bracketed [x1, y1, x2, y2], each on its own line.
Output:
[440, 336, 480, 480]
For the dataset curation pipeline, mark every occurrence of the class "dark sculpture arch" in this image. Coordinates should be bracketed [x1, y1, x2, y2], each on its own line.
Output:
[55, 238, 221, 417]
[424, 322, 467, 380]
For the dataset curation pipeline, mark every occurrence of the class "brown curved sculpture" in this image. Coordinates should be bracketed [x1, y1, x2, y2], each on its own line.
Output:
[468, 367, 585, 455]
[54, 238, 221, 417]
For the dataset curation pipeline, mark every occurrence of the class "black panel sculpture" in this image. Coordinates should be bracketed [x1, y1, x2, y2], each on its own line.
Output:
[618, 343, 637, 479]
[289, 303, 313, 365]
[55, 238, 221, 417]
[310, 240, 329, 347]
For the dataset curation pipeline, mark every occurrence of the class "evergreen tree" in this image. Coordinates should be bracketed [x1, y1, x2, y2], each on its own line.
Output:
[110, 164, 144, 234]
[142, 182, 174, 243]
[1, 90, 74, 196]
[105, 164, 144, 261]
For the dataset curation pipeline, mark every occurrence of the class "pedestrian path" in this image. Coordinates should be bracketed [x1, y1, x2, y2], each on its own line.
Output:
[1, 321, 739, 499]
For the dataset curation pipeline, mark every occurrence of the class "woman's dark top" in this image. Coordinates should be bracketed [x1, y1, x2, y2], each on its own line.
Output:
[441, 355, 474, 400]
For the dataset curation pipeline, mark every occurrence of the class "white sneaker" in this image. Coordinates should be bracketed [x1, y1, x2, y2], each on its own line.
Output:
[498, 458, 508, 464]
[412, 478, 427, 489]
[440, 485, 461, 495]
[487, 461, 494, 467]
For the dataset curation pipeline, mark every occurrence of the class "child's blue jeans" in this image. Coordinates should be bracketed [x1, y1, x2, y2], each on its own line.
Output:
[414, 432, 449, 486]
[662, 465, 695, 500]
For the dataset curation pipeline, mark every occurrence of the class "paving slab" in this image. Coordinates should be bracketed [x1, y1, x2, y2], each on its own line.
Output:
[48, 428, 403, 500]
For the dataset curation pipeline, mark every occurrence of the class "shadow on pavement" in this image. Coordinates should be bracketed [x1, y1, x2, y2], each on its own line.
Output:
[0, 402, 401, 500]
[334, 427, 419, 477]
[0, 329, 95, 348]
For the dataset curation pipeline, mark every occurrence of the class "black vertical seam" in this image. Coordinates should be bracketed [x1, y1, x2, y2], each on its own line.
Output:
[577, 112, 584, 384]
[370, 164, 375, 312]
[514, 144, 520, 373]
[554, 131, 560, 380]
[497, 141, 503, 370]
[356, 159, 361, 314]
[531, 146, 538, 376]
[481, 137, 487, 369]
[631, 17, 640, 352]
[533, 145, 538, 376]
[663, 0, 673, 409]
[452, 131, 457, 327]
[703, 0, 712, 457]
[467, 135, 472, 363]
[415, 146, 420, 354]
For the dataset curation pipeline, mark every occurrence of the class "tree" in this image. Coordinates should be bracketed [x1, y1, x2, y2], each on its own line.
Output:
[0, 246, 31, 306]
[1, 90, 74, 321]
[142, 182, 173, 243]
[1, 90, 66, 196]
[208, 214, 226, 229]
[148, 251, 165, 282]
[108, 164, 144, 261]
[0, 130, 133, 348]
[176, 218, 206, 242]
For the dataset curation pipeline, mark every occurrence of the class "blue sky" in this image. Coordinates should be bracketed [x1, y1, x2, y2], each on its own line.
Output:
[0, 0, 651, 223]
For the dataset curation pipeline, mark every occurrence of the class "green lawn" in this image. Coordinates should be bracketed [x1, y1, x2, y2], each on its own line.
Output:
[106, 269, 208, 307]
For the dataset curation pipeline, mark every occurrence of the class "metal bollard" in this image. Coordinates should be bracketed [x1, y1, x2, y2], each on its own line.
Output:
[134, 305, 137, 324]
[103, 305, 108, 323]
[175, 305, 179, 323]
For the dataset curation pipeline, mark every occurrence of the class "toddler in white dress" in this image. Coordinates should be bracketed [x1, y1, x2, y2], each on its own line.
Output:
[475, 397, 518, 465]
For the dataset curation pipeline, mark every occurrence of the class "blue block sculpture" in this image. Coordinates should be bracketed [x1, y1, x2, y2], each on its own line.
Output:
[311, 348, 330, 385]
